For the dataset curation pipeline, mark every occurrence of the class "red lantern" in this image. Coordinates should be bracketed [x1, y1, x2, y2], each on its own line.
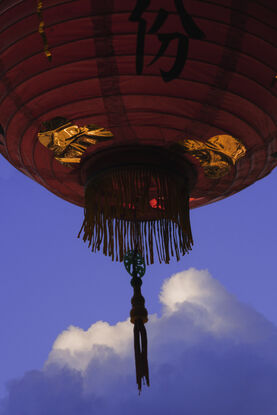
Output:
[1, 0, 276, 390]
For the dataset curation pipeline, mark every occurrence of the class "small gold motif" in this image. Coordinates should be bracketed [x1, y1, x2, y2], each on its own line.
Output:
[38, 117, 113, 167]
[37, 0, 52, 61]
[182, 135, 246, 178]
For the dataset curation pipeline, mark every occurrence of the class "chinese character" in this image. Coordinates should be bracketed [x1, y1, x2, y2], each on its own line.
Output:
[129, 0, 205, 82]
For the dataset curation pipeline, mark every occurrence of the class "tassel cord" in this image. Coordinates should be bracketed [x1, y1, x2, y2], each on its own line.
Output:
[124, 247, 149, 392]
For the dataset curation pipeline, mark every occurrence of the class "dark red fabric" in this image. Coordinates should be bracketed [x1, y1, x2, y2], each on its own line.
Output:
[0, 0, 276, 208]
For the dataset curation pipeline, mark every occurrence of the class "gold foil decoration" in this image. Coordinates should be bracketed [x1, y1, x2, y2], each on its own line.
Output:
[182, 135, 246, 178]
[37, 0, 52, 61]
[38, 117, 113, 167]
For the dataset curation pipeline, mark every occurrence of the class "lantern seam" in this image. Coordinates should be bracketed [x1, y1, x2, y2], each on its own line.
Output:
[1, 24, 276, 64]
[5, 90, 268, 143]
[1, 55, 276, 110]
[1, 0, 276, 34]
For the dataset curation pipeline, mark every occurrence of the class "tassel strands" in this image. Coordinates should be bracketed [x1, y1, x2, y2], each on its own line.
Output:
[79, 165, 193, 264]
[132, 303, 149, 392]
[37, 0, 52, 61]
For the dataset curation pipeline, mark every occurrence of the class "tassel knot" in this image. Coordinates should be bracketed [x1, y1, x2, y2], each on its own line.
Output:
[130, 276, 148, 324]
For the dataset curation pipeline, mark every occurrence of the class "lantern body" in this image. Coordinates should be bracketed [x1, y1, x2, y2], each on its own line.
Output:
[0, 0, 276, 209]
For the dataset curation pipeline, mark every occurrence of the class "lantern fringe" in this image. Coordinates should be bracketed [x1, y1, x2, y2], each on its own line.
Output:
[79, 166, 193, 264]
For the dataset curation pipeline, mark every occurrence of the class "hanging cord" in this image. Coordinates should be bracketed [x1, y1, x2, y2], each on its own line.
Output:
[37, 1, 52, 61]
[124, 248, 150, 393]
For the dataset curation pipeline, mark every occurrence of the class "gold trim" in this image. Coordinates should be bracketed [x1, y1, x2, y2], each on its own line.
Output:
[182, 135, 246, 178]
[38, 118, 113, 168]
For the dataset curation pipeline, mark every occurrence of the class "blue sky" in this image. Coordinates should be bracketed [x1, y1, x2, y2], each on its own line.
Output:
[0, 155, 277, 413]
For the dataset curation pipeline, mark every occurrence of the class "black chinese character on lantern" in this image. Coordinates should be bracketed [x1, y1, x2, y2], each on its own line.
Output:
[129, 0, 205, 82]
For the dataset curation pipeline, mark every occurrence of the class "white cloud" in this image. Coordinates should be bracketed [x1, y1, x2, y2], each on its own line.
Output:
[160, 268, 228, 312]
[2, 268, 277, 415]
[48, 320, 132, 371]
[159, 269, 275, 342]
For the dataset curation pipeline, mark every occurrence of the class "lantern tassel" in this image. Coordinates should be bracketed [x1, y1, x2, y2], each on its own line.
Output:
[134, 319, 149, 392]
[130, 274, 149, 392]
